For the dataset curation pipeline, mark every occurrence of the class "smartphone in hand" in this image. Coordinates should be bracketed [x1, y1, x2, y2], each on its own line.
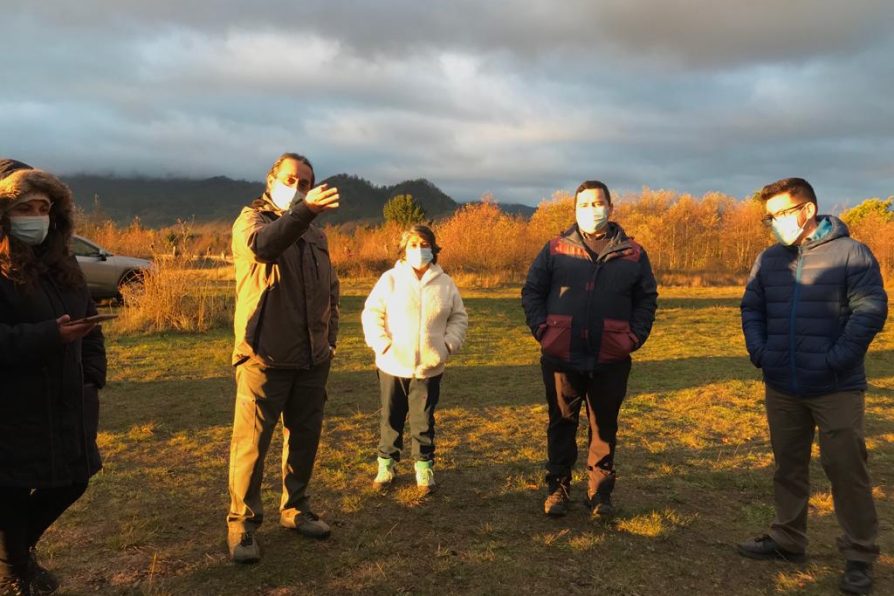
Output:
[61, 313, 118, 326]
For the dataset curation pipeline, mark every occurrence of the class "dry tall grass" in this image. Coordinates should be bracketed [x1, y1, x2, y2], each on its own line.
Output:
[76, 190, 894, 282]
[116, 258, 232, 333]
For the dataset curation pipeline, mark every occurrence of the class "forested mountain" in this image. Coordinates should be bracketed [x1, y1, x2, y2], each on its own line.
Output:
[61, 173, 535, 227]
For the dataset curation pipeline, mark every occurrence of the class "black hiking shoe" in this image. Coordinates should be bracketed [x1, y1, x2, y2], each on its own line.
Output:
[737, 534, 806, 563]
[587, 492, 615, 517]
[0, 576, 31, 596]
[27, 549, 58, 595]
[839, 560, 872, 594]
[544, 477, 571, 517]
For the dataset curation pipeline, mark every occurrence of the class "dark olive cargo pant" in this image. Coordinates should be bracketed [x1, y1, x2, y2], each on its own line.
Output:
[541, 357, 631, 498]
[227, 359, 330, 533]
[765, 385, 879, 562]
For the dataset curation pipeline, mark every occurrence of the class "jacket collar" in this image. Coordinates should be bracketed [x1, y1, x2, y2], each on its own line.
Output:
[801, 215, 849, 250]
[395, 259, 443, 284]
[250, 192, 286, 215]
[564, 221, 633, 259]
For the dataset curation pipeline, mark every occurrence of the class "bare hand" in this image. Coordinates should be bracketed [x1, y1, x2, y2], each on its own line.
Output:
[57, 315, 97, 344]
[304, 183, 340, 214]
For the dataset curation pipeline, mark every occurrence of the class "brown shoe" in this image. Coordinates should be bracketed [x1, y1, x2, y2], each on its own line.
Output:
[227, 530, 260, 564]
[543, 476, 571, 517]
[281, 509, 331, 539]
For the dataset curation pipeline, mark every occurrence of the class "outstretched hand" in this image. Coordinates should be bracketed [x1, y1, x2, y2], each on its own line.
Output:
[303, 183, 340, 214]
[57, 315, 97, 344]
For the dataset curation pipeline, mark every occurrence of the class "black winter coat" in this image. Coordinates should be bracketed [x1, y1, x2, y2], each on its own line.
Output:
[0, 261, 106, 488]
[522, 222, 658, 371]
[741, 216, 888, 397]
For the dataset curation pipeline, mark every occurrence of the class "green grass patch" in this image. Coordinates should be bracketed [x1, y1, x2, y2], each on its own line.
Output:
[42, 283, 894, 594]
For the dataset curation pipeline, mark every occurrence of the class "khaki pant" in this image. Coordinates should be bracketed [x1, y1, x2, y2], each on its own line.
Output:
[227, 359, 330, 532]
[765, 385, 879, 562]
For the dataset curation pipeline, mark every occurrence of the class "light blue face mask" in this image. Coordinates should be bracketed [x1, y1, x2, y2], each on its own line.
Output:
[576, 205, 609, 234]
[406, 246, 433, 269]
[9, 215, 50, 245]
[771, 212, 805, 246]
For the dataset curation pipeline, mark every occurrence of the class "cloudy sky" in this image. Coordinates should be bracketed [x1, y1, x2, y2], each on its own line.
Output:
[3, 1, 893, 208]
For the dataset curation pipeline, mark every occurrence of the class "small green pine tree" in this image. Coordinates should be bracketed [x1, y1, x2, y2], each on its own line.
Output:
[383, 193, 427, 226]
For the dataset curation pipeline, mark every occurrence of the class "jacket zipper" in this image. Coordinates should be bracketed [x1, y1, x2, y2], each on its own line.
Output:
[309, 244, 320, 280]
[250, 289, 270, 355]
[580, 237, 628, 367]
[790, 248, 805, 394]
[416, 273, 424, 376]
[298, 241, 315, 367]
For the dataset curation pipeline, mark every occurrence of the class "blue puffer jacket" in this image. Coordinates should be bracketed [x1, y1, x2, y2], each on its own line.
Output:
[741, 215, 888, 397]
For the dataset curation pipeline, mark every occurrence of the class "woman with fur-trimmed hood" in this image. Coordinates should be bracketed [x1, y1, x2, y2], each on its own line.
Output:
[0, 159, 107, 595]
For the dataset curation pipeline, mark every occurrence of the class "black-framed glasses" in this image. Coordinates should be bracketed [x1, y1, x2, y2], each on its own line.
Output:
[279, 176, 313, 192]
[761, 202, 807, 226]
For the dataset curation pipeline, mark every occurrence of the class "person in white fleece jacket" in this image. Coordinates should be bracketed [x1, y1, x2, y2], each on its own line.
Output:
[361, 225, 468, 495]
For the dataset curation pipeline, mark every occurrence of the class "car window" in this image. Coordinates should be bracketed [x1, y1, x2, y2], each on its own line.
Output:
[72, 237, 101, 257]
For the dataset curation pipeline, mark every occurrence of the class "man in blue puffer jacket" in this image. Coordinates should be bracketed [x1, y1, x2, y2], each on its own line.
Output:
[738, 177, 888, 595]
[522, 180, 658, 519]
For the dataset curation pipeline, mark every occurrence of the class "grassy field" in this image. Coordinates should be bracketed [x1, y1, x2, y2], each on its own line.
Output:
[43, 284, 893, 595]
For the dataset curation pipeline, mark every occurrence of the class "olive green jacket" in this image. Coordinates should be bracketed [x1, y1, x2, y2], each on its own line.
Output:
[231, 195, 339, 368]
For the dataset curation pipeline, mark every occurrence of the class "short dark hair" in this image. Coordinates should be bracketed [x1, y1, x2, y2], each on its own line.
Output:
[398, 224, 441, 264]
[574, 180, 611, 205]
[266, 152, 315, 189]
[758, 177, 817, 206]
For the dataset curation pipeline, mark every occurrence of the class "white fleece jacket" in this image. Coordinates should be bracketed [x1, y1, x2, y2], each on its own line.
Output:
[362, 261, 468, 379]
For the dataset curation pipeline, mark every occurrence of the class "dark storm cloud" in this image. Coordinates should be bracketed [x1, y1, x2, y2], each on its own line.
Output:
[2, 1, 893, 206]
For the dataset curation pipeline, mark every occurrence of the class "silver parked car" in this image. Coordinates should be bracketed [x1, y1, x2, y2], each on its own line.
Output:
[72, 235, 152, 300]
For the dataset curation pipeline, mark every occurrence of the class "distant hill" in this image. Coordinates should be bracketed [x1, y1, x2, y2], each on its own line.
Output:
[491, 202, 536, 218]
[320, 174, 459, 225]
[61, 175, 262, 227]
[60, 173, 535, 227]
[60, 174, 450, 227]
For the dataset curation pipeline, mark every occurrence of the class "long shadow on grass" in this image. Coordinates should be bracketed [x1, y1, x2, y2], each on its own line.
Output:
[86, 390, 894, 595]
[98, 350, 894, 434]
[658, 296, 742, 309]
[79, 351, 894, 594]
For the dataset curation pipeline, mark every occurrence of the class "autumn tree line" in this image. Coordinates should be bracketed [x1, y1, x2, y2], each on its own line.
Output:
[77, 189, 894, 286]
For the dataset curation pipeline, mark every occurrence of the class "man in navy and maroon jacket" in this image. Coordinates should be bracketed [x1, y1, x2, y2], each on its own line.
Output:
[522, 180, 658, 517]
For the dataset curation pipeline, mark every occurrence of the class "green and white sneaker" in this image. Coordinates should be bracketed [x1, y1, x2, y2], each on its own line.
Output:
[373, 457, 396, 489]
[415, 460, 436, 496]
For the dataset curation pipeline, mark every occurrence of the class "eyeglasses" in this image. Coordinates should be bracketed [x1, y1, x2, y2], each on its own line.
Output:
[279, 175, 313, 192]
[761, 202, 807, 226]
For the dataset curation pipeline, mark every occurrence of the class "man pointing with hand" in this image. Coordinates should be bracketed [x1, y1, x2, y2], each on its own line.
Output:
[226, 152, 340, 563]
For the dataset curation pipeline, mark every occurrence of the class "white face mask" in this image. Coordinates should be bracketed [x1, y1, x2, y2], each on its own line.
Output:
[576, 205, 609, 235]
[406, 247, 433, 269]
[269, 181, 301, 211]
[771, 211, 806, 246]
[9, 215, 50, 245]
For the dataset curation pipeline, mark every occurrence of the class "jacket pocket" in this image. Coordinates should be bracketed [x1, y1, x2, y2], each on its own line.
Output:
[598, 318, 637, 364]
[541, 314, 573, 360]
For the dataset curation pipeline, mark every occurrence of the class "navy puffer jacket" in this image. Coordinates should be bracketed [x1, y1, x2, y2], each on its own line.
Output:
[741, 215, 888, 397]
